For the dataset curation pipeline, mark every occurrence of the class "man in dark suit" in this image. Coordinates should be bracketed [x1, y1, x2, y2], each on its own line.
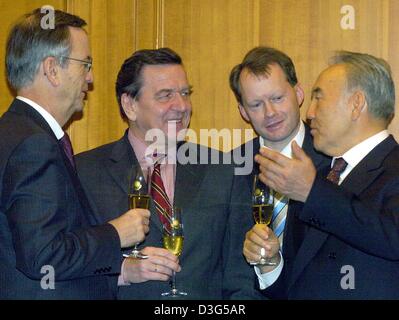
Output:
[76, 48, 262, 299]
[254, 51, 399, 299]
[0, 8, 150, 299]
[230, 47, 330, 292]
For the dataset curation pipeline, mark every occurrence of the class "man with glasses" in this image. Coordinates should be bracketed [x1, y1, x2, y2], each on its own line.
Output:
[59, 56, 93, 72]
[76, 48, 262, 299]
[0, 8, 150, 299]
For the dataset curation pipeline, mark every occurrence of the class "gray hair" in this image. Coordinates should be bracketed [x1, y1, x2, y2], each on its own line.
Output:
[329, 51, 395, 121]
[6, 8, 86, 91]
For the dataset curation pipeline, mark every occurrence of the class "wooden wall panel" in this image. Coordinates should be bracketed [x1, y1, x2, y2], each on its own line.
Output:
[162, 0, 259, 149]
[259, 0, 396, 135]
[66, 0, 137, 153]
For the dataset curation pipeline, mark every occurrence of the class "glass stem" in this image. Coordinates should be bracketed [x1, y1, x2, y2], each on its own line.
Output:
[171, 271, 177, 291]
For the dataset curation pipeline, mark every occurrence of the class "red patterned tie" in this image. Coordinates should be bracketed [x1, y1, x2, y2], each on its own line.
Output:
[150, 163, 172, 230]
[59, 132, 76, 170]
[326, 158, 348, 185]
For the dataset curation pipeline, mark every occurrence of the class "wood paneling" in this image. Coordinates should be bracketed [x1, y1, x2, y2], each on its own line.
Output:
[2, 0, 399, 152]
[66, 0, 137, 152]
[162, 0, 259, 149]
[259, 0, 396, 134]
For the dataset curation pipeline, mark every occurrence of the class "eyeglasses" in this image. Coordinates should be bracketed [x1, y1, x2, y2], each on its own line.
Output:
[154, 87, 193, 103]
[59, 56, 92, 72]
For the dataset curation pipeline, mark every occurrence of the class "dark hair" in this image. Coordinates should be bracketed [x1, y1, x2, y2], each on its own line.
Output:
[6, 8, 86, 90]
[229, 46, 298, 105]
[329, 51, 395, 121]
[115, 47, 182, 118]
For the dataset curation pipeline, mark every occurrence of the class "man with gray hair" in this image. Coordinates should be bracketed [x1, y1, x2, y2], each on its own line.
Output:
[0, 8, 150, 299]
[251, 51, 399, 299]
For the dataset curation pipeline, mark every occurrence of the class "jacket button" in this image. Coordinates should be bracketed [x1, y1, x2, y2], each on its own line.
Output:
[328, 252, 336, 259]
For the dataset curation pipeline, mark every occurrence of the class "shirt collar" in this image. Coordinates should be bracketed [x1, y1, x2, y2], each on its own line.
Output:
[127, 129, 168, 167]
[16, 96, 64, 140]
[332, 130, 389, 169]
[259, 121, 305, 158]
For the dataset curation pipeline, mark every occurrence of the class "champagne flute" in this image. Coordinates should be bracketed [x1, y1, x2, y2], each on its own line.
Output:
[251, 174, 277, 266]
[124, 168, 151, 259]
[161, 207, 187, 297]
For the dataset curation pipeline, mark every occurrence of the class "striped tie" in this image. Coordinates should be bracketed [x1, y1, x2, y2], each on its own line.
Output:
[271, 192, 288, 247]
[150, 163, 172, 231]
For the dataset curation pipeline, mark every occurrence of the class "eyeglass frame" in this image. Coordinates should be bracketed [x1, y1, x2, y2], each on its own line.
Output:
[59, 56, 93, 72]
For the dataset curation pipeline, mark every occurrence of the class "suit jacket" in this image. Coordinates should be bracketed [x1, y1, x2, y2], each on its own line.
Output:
[0, 99, 122, 299]
[266, 135, 399, 299]
[75, 132, 264, 300]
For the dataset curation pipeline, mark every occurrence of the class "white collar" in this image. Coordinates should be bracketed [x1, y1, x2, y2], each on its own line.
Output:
[333, 130, 389, 169]
[16, 96, 64, 139]
[259, 121, 305, 158]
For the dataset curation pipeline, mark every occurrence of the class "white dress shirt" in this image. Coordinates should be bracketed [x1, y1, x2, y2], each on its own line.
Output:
[16, 96, 64, 139]
[332, 130, 389, 185]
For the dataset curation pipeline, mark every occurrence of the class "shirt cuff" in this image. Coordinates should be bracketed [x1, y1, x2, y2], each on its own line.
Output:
[118, 258, 131, 286]
[254, 251, 284, 290]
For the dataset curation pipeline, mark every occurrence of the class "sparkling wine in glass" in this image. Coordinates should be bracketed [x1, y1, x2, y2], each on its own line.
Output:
[161, 207, 187, 297]
[251, 174, 277, 266]
[124, 168, 150, 259]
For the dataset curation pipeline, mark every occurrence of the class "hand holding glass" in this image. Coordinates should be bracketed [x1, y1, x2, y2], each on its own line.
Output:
[124, 169, 150, 259]
[161, 207, 187, 297]
[251, 174, 277, 266]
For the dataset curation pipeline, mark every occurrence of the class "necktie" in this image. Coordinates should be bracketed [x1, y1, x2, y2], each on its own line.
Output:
[326, 157, 348, 185]
[59, 132, 75, 170]
[271, 192, 288, 248]
[150, 163, 172, 230]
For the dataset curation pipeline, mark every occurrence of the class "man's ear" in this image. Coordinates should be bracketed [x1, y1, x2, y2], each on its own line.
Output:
[121, 93, 137, 121]
[42, 56, 61, 87]
[349, 90, 366, 121]
[238, 103, 250, 123]
[295, 83, 305, 107]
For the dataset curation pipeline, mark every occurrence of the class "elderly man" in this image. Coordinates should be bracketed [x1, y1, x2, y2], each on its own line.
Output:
[0, 8, 149, 299]
[76, 48, 262, 299]
[253, 51, 399, 299]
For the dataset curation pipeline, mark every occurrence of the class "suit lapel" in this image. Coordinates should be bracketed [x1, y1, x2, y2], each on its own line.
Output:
[340, 135, 397, 195]
[285, 125, 331, 288]
[105, 134, 135, 196]
[174, 143, 207, 215]
[105, 134, 169, 233]
[9, 99, 57, 139]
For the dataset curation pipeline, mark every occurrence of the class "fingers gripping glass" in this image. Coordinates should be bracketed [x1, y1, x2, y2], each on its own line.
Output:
[251, 174, 277, 266]
[123, 167, 151, 260]
[59, 56, 92, 72]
